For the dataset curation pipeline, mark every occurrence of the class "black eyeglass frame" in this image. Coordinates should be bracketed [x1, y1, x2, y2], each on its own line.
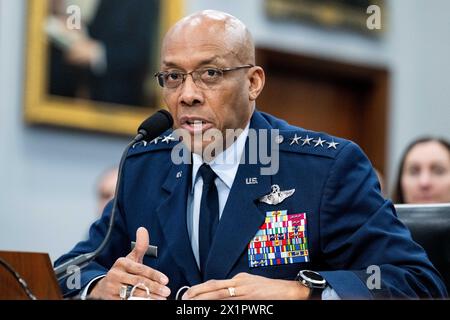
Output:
[154, 64, 254, 88]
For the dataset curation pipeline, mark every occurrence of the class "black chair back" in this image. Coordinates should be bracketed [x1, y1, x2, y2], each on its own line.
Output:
[395, 203, 450, 292]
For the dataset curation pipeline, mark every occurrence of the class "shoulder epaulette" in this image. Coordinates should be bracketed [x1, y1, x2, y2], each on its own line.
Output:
[127, 133, 179, 158]
[276, 129, 348, 159]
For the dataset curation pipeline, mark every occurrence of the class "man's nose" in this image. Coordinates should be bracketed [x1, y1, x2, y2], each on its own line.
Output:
[179, 74, 203, 107]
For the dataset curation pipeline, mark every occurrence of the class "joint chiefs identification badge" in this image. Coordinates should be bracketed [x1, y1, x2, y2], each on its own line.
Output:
[248, 210, 309, 268]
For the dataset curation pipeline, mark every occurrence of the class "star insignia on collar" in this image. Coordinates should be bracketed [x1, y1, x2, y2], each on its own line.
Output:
[132, 141, 147, 148]
[161, 134, 175, 144]
[150, 136, 161, 144]
[301, 135, 313, 146]
[289, 134, 302, 145]
[327, 140, 339, 149]
[313, 137, 326, 147]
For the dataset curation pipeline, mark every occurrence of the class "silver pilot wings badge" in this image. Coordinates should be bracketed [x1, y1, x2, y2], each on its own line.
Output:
[259, 184, 295, 205]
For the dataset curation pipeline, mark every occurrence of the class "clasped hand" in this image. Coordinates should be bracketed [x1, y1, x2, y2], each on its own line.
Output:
[89, 227, 171, 300]
[90, 227, 309, 300]
[181, 272, 310, 300]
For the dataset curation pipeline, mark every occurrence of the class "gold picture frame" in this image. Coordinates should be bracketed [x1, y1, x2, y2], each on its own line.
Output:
[266, 0, 385, 35]
[24, 0, 183, 136]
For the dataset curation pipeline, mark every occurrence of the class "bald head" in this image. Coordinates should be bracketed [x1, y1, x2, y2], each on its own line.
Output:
[159, 10, 266, 155]
[162, 10, 255, 65]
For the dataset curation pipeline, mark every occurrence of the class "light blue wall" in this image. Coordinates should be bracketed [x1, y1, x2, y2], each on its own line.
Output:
[0, 0, 129, 260]
[187, 0, 389, 67]
[0, 0, 449, 261]
[387, 0, 450, 183]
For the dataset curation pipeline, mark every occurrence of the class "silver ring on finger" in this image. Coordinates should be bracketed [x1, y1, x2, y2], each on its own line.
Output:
[119, 284, 133, 300]
[128, 282, 151, 300]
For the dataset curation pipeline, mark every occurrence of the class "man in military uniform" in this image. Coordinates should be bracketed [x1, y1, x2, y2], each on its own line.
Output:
[54, 10, 447, 300]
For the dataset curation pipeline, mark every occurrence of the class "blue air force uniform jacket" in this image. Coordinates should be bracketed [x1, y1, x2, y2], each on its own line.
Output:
[55, 111, 447, 299]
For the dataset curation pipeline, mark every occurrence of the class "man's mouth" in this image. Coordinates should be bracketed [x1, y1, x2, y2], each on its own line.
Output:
[180, 117, 214, 134]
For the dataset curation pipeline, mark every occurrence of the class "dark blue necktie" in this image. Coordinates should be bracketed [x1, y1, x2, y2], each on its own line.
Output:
[198, 163, 219, 275]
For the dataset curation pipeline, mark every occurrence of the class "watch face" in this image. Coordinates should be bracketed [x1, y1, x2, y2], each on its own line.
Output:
[298, 270, 327, 289]
[303, 270, 323, 281]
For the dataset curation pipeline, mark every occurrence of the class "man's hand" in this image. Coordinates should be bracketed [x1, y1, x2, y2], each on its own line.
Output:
[89, 227, 171, 300]
[182, 273, 310, 300]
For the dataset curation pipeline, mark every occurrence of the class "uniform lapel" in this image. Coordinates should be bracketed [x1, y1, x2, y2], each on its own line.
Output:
[156, 159, 202, 285]
[204, 112, 275, 280]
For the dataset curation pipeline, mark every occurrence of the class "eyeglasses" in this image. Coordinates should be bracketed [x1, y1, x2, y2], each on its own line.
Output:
[154, 64, 254, 89]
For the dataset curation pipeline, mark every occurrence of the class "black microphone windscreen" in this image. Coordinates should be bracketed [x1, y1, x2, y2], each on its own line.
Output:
[138, 109, 173, 142]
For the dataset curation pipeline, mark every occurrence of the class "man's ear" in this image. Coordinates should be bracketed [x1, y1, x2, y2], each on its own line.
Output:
[248, 66, 265, 101]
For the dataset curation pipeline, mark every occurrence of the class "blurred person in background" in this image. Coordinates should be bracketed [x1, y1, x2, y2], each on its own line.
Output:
[392, 137, 450, 204]
[96, 167, 118, 215]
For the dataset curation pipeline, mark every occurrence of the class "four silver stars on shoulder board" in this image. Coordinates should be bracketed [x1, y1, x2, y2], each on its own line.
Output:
[288, 133, 339, 149]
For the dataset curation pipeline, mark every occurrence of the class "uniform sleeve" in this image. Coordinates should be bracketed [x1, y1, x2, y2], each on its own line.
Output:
[53, 199, 130, 297]
[318, 142, 448, 299]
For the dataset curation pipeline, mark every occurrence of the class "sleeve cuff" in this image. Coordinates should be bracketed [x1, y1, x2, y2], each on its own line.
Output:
[80, 274, 106, 300]
[321, 286, 341, 300]
[320, 270, 373, 299]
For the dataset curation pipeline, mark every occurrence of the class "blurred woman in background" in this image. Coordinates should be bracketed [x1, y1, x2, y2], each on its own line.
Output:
[393, 137, 450, 204]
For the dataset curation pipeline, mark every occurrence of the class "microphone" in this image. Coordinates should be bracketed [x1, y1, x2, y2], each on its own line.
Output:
[135, 109, 173, 143]
[54, 110, 173, 282]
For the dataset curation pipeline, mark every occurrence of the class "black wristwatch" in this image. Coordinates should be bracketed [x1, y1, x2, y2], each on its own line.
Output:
[295, 270, 327, 300]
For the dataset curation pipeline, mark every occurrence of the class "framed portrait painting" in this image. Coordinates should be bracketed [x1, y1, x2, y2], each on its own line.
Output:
[24, 0, 184, 136]
[266, 0, 385, 35]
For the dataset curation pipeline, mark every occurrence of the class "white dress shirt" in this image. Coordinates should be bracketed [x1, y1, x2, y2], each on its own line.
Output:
[187, 124, 250, 269]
